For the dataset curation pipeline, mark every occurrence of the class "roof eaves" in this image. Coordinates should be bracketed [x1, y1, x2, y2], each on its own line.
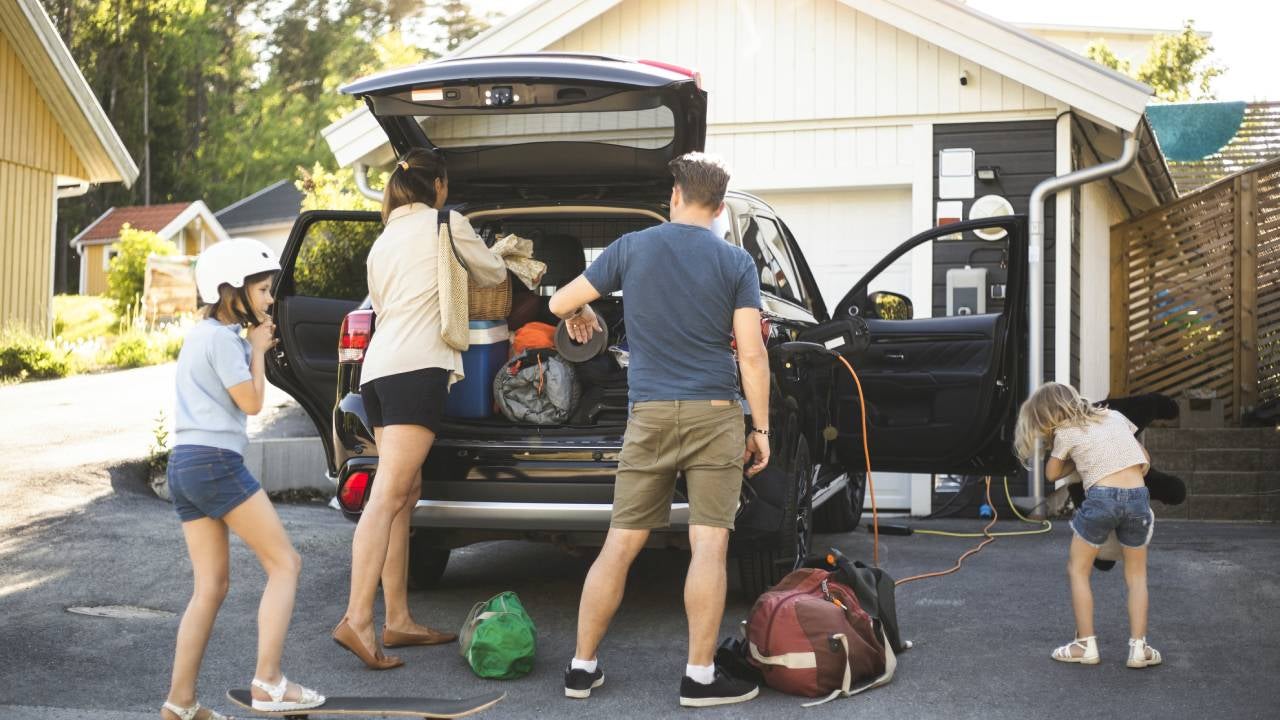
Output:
[12, 0, 139, 186]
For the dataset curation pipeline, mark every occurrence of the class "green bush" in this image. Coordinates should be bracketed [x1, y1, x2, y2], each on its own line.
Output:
[0, 330, 72, 380]
[106, 333, 162, 369]
[106, 226, 177, 314]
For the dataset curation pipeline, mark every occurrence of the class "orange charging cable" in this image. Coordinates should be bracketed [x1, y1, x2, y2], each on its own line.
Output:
[894, 477, 1000, 586]
[834, 354, 878, 568]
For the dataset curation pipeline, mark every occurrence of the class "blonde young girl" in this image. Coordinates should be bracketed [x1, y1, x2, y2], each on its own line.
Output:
[1014, 382, 1163, 669]
[161, 239, 323, 720]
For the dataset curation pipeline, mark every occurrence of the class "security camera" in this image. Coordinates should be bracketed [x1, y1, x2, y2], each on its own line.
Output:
[960, 70, 971, 86]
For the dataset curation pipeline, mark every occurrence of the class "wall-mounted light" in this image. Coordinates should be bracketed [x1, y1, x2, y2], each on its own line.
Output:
[976, 166, 1000, 182]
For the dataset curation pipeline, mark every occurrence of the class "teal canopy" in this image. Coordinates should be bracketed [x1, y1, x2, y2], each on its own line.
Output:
[1146, 102, 1247, 162]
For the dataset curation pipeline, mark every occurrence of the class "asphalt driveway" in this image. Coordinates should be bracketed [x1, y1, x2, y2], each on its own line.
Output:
[0, 460, 1276, 719]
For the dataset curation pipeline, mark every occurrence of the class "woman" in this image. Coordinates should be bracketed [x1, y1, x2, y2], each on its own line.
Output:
[332, 149, 507, 669]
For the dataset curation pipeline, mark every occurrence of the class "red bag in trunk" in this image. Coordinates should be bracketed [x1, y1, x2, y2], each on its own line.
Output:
[746, 568, 896, 705]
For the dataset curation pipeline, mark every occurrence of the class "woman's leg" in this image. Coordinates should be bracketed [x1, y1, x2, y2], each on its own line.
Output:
[164, 518, 229, 716]
[1067, 534, 1101, 651]
[1121, 543, 1149, 639]
[344, 424, 435, 650]
[221, 490, 305, 701]
[382, 468, 428, 633]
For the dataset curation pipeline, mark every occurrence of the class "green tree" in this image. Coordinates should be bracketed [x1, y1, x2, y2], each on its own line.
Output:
[1087, 20, 1224, 102]
[106, 225, 177, 313]
[292, 163, 383, 301]
[431, 0, 491, 53]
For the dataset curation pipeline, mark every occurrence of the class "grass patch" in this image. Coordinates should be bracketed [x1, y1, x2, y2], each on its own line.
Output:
[52, 295, 118, 342]
[2, 295, 197, 383]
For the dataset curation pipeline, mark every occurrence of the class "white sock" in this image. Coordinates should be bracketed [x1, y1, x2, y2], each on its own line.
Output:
[571, 657, 598, 673]
[685, 663, 715, 685]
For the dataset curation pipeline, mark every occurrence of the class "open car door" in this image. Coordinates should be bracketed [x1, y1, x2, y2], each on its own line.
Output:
[267, 210, 383, 474]
[827, 216, 1028, 475]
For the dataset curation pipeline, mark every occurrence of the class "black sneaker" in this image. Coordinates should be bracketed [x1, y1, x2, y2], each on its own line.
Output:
[564, 665, 604, 699]
[679, 668, 759, 708]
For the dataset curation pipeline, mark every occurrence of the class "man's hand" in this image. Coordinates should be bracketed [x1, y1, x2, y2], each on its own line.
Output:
[247, 320, 276, 355]
[744, 431, 770, 477]
[565, 305, 604, 344]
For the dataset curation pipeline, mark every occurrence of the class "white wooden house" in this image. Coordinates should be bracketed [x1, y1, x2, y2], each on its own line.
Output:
[323, 0, 1176, 514]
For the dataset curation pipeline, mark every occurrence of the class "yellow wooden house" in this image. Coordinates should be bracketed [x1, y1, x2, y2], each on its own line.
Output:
[70, 200, 229, 296]
[0, 0, 138, 335]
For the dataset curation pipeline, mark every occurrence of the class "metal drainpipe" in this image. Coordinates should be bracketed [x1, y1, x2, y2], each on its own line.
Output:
[1027, 130, 1138, 510]
[354, 163, 384, 203]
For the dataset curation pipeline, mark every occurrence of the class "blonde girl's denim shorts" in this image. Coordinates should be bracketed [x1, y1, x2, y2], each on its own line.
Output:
[167, 445, 261, 522]
[1070, 485, 1155, 549]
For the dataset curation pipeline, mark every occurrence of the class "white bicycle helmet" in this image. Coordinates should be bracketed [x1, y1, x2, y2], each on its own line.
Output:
[195, 238, 281, 304]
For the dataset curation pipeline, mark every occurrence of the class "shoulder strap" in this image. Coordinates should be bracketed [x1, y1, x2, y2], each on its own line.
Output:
[440, 214, 471, 273]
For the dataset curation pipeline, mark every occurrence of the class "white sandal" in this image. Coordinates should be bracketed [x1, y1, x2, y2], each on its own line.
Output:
[161, 701, 228, 720]
[250, 675, 326, 712]
[1127, 637, 1163, 668]
[1051, 635, 1099, 664]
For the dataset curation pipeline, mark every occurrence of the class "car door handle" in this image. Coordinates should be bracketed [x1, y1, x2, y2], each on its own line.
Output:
[885, 351, 906, 361]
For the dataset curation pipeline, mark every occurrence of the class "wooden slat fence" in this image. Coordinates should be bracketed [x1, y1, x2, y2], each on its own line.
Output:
[1111, 157, 1277, 424]
[1169, 102, 1280, 194]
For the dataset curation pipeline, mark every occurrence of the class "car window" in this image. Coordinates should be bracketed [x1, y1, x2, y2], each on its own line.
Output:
[738, 211, 803, 306]
[292, 218, 383, 302]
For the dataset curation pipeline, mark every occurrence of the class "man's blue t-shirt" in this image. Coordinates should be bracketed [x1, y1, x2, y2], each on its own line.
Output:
[584, 222, 761, 403]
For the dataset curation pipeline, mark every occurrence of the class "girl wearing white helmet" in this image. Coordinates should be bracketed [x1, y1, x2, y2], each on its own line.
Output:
[160, 238, 324, 720]
[331, 148, 506, 670]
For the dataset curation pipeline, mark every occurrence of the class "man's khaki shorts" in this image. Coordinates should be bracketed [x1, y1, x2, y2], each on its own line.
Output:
[611, 400, 746, 530]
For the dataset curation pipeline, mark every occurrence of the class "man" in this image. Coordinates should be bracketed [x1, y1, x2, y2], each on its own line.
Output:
[549, 152, 771, 708]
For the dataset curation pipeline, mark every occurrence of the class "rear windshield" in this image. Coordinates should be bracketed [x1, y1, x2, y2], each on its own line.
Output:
[419, 106, 675, 149]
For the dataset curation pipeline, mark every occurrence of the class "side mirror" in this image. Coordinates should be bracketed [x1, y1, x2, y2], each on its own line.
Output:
[865, 291, 913, 320]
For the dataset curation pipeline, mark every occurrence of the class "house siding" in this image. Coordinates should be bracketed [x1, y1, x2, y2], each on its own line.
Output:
[0, 31, 84, 335]
[545, 0, 1054, 124]
[931, 120, 1058, 374]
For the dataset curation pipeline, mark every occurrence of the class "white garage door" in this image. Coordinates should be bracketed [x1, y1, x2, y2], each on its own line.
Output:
[755, 187, 921, 513]
[755, 188, 914, 311]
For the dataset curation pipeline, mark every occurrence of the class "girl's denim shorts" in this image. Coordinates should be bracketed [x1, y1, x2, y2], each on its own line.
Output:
[167, 444, 261, 522]
[1071, 485, 1155, 549]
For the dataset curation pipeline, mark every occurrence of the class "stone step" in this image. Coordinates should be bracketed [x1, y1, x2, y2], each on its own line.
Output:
[1147, 447, 1280, 473]
[1153, 492, 1278, 521]
[1191, 471, 1278, 495]
[1144, 427, 1278, 451]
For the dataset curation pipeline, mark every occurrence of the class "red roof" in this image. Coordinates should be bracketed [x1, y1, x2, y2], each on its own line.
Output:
[78, 202, 192, 242]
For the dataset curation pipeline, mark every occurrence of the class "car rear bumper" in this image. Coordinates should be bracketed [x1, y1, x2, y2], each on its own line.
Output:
[411, 499, 691, 531]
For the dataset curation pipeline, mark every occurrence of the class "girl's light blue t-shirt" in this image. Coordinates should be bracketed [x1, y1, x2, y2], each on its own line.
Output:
[173, 318, 253, 455]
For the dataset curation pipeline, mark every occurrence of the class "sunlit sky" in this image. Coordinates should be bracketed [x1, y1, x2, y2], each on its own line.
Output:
[468, 0, 1276, 101]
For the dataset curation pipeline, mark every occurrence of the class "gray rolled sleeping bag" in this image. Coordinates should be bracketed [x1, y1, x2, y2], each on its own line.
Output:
[494, 349, 581, 425]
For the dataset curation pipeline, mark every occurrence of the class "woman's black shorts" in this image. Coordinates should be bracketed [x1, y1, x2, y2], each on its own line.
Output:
[359, 368, 449, 432]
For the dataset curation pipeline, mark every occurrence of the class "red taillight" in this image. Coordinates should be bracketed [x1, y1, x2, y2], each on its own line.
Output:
[339, 310, 373, 363]
[638, 59, 702, 87]
[338, 471, 371, 512]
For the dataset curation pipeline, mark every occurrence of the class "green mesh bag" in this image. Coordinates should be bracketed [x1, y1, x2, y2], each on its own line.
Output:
[459, 591, 537, 679]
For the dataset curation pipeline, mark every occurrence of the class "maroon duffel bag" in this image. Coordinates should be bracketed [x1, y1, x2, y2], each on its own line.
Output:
[746, 567, 896, 705]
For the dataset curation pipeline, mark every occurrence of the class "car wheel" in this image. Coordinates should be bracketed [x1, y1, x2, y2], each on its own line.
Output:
[813, 471, 866, 533]
[407, 530, 450, 590]
[737, 435, 814, 602]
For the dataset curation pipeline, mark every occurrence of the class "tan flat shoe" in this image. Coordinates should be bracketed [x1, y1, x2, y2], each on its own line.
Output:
[383, 626, 458, 648]
[332, 618, 404, 670]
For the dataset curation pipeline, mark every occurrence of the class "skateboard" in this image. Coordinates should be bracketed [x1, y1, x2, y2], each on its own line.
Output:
[225, 689, 505, 719]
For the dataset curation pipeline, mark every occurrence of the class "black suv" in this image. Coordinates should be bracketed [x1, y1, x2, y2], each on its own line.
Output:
[266, 54, 1028, 599]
